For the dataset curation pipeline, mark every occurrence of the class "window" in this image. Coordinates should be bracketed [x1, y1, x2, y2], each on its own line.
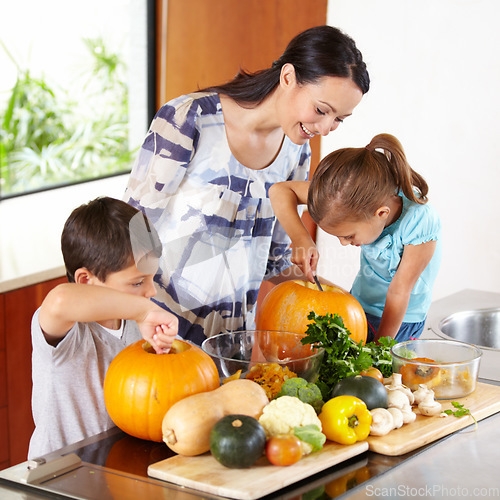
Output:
[0, 0, 154, 199]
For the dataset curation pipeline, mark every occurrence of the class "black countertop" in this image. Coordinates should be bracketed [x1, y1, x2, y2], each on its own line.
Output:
[2, 394, 499, 500]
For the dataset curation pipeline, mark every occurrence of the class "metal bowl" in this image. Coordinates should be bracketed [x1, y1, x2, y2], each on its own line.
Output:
[437, 308, 500, 350]
[201, 330, 324, 384]
[391, 339, 482, 399]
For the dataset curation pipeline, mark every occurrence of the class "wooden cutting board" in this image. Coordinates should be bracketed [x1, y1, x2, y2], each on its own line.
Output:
[148, 382, 500, 499]
[148, 440, 368, 500]
[367, 381, 500, 456]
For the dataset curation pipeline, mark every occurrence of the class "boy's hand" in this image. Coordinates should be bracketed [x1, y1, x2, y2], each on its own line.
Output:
[138, 310, 178, 354]
[291, 236, 320, 283]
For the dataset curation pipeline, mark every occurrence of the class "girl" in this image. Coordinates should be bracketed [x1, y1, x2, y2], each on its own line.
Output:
[269, 133, 441, 342]
[124, 26, 369, 345]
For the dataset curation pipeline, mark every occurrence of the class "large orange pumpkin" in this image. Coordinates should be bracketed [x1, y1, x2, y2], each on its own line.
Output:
[104, 339, 220, 442]
[256, 280, 367, 344]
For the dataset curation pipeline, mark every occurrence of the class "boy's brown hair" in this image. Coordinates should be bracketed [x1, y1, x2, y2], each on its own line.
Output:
[61, 197, 161, 283]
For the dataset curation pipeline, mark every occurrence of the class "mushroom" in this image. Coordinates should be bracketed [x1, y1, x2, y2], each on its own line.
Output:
[386, 373, 415, 404]
[387, 389, 411, 410]
[388, 407, 404, 429]
[369, 408, 395, 436]
[413, 384, 435, 405]
[418, 392, 442, 417]
[386, 388, 416, 424]
[401, 406, 417, 424]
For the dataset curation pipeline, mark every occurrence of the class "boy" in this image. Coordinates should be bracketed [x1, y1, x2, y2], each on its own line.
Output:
[28, 197, 178, 459]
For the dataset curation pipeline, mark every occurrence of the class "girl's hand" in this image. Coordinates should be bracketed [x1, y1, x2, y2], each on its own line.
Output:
[138, 309, 179, 354]
[291, 236, 320, 283]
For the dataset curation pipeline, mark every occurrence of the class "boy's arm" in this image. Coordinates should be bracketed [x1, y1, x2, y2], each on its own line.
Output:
[374, 241, 437, 341]
[39, 284, 178, 353]
[269, 181, 318, 282]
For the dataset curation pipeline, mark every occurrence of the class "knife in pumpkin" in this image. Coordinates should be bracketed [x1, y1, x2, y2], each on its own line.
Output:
[313, 275, 324, 292]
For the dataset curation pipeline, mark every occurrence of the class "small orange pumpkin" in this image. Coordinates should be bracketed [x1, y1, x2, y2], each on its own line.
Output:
[399, 357, 441, 390]
[256, 280, 367, 344]
[104, 339, 220, 442]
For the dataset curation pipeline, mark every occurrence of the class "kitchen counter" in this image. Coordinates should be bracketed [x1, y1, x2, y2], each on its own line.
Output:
[1, 289, 499, 499]
[0, 265, 65, 294]
[1, 398, 499, 500]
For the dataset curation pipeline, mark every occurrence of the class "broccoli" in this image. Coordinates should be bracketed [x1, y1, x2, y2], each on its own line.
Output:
[276, 377, 324, 414]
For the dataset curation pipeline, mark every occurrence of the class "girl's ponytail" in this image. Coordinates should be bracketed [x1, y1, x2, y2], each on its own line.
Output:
[308, 133, 428, 226]
[366, 134, 428, 204]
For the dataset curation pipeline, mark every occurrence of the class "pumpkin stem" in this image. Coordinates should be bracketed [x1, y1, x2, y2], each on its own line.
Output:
[231, 419, 243, 428]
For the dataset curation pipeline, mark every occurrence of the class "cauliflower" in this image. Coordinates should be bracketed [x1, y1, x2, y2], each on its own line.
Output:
[258, 395, 322, 437]
[276, 377, 324, 414]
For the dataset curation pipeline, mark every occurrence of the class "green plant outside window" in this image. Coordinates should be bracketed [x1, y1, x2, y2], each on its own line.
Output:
[0, 37, 135, 198]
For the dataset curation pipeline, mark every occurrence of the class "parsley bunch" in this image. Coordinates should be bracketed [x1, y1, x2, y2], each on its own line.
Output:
[301, 311, 396, 399]
[444, 402, 477, 428]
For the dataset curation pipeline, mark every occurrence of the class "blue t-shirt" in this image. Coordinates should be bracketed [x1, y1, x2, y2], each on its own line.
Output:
[350, 194, 441, 322]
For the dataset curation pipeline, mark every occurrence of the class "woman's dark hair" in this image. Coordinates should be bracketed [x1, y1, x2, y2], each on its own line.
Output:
[200, 25, 369, 105]
[61, 197, 162, 283]
[308, 134, 428, 225]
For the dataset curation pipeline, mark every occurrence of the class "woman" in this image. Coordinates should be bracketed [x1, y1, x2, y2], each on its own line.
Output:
[124, 25, 370, 345]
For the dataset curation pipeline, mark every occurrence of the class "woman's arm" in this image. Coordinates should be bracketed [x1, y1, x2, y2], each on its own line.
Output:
[374, 240, 437, 341]
[124, 97, 197, 219]
[269, 181, 319, 281]
[39, 284, 178, 353]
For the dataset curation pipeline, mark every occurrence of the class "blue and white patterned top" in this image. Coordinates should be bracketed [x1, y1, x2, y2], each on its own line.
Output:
[124, 92, 311, 344]
[350, 193, 442, 322]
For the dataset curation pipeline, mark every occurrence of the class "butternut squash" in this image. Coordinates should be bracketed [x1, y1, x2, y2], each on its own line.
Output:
[162, 379, 269, 456]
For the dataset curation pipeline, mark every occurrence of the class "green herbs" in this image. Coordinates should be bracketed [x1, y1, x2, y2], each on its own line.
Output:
[365, 336, 397, 379]
[443, 401, 477, 427]
[301, 311, 396, 399]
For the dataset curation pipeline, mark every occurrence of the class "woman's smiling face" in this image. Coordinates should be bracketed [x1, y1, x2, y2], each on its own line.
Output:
[277, 65, 364, 144]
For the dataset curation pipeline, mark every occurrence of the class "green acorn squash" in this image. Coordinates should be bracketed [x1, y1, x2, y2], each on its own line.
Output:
[209, 415, 266, 468]
[330, 375, 388, 410]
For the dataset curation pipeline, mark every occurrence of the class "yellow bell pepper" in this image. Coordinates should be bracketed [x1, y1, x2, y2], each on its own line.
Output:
[319, 395, 372, 445]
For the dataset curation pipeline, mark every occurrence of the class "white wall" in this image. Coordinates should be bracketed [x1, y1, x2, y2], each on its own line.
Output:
[318, 0, 500, 299]
[0, 175, 129, 283]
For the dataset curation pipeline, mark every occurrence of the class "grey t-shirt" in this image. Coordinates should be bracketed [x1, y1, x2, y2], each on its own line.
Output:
[28, 307, 142, 459]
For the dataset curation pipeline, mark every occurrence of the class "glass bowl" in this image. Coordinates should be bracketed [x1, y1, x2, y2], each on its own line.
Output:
[201, 330, 324, 384]
[391, 339, 482, 399]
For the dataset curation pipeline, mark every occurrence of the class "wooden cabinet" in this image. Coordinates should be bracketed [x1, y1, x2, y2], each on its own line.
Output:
[0, 294, 7, 470]
[156, 0, 327, 311]
[157, 0, 327, 169]
[0, 276, 66, 468]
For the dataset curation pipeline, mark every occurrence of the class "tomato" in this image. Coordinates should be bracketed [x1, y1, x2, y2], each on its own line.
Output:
[265, 435, 303, 466]
[360, 367, 384, 384]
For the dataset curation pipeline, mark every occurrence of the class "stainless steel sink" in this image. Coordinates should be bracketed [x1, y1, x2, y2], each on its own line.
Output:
[425, 290, 500, 382]
[436, 307, 500, 350]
